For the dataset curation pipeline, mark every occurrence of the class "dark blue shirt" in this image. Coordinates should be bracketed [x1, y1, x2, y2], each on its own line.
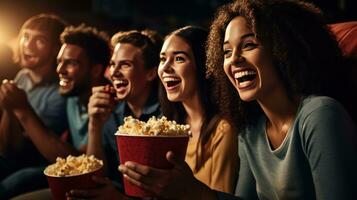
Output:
[101, 92, 161, 190]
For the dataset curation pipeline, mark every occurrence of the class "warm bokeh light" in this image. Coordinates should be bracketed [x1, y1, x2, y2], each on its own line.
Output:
[0, 9, 18, 46]
[0, 19, 10, 44]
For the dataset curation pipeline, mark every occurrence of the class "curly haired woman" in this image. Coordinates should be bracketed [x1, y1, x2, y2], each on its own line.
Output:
[119, 0, 357, 199]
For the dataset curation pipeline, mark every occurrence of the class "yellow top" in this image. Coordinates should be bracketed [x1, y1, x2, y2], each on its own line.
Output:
[185, 119, 238, 193]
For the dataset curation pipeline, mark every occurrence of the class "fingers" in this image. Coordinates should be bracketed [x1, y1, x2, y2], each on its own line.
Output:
[2, 79, 15, 84]
[119, 163, 148, 182]
[0, 79, 23, 107]
[122, 173, 151, 191]
[119, 164, 155, 193]
[92, 85, 115, 96]
[166, 151, 187, 171]
[91, 85, 107, 93]
[88, 89, 116, 117]
[1, 79, 17, 91]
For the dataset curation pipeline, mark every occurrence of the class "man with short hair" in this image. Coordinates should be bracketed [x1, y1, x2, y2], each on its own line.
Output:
[67, 29, 163, 199]
[56, 24, 111, 154]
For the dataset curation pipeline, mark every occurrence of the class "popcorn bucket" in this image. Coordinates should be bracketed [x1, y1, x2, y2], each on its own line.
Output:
[44, 166, 103, 200]
[116, 134, 189, 198]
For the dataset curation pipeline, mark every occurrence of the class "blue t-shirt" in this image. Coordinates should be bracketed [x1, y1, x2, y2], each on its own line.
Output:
[217, 96, 357, 200]
[101, 92, 161, 189]
[15, 69, 68, 136]
[12, 69, 68, 165]
[66, 96, 88, 150]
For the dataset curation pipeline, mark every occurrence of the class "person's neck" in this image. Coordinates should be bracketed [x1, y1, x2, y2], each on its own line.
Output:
[127, 86, 152, 118]
[27, 63, 55, 83]
[78, 79, 107, 109]
[183, 93, 205, 141]
[258, 87, 300, 137]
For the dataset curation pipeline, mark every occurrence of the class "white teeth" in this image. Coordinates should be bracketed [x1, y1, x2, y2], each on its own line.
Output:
[59, 80, 69, 86]
[234, 70, 256, 79]
[113, 80, 127, 84]
[163, 77, 180, 82]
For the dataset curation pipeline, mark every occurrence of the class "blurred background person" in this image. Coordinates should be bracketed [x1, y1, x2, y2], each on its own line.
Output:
[9, 23, 112, 200]
[0, 13, 68, 199]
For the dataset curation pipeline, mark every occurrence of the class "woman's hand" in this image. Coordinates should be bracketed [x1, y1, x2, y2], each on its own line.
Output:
[119, 151, 217, 200]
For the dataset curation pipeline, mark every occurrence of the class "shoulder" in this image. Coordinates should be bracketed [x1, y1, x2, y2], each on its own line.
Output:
[212, 118, 237, 142]
[14, 69, 29, 79]
[216, 119, 232, 132]
[300, 96, 344, 112]
[296, 95, 356, 138]
[297, 96, 350, 123]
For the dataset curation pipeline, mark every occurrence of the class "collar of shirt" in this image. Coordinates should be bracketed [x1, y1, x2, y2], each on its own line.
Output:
[14, 68, 58, 91]
[113, 88, 161, 124]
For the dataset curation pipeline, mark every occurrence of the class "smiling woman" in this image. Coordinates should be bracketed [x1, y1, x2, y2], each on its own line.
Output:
[205, 0, 357, 199]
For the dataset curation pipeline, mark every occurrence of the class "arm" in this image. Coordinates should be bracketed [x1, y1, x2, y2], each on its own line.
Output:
[301, 101, 357, 199]
[0, 108, 25, 156]
[0, 81, 26, 155]
[234, 135, 258, 199]
[87, 86, 117, 171]
[1, 81, 77, 162]
[210, 120, 239, 193]
[215, 132, 258, 200]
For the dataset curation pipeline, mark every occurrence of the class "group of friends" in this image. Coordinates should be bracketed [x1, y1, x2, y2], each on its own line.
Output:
[0, 0, 356, 199]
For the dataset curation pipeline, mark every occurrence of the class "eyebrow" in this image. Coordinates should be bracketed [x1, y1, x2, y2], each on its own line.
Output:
[160, 50, 189, 56]
[223, 33, 255, 45]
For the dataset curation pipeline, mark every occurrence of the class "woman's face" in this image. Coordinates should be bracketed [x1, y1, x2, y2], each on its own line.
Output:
[158, 35, 198, 102]
[223, 16, 281, 102]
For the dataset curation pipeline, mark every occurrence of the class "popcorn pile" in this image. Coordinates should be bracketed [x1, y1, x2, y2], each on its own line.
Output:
[44, 154, 103, 177]
[116, 116, 191, 136]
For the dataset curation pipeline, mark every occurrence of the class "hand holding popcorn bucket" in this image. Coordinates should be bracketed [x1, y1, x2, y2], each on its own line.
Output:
[43, 155, 103, 200]
[116, 116, 190, 198]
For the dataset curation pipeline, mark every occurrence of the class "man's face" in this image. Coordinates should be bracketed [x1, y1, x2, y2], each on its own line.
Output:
[18, 28, 56, 70]
[109, 43, 156, 102]
[56, 44, 91, 97]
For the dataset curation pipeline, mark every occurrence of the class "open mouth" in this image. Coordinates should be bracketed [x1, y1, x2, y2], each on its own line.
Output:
[59, 77, 71, 87]
[23, 50, 36, 58]
[234, 70, 257, 83]
[113, 79, 129, 89]
[163, 77, 181, 89]
[24, 54, 37, 61]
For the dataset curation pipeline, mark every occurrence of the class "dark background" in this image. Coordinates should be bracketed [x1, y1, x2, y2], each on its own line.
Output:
[0, 0, 356, 48]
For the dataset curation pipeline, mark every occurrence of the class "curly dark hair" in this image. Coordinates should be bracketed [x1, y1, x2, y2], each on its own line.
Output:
[61, 24, 111, 73]
[206, 0, 350, 130]
[159, 26, 226, 171]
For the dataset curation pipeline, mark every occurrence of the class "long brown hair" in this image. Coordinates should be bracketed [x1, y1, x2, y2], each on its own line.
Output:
[159, 26, 223, 171]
